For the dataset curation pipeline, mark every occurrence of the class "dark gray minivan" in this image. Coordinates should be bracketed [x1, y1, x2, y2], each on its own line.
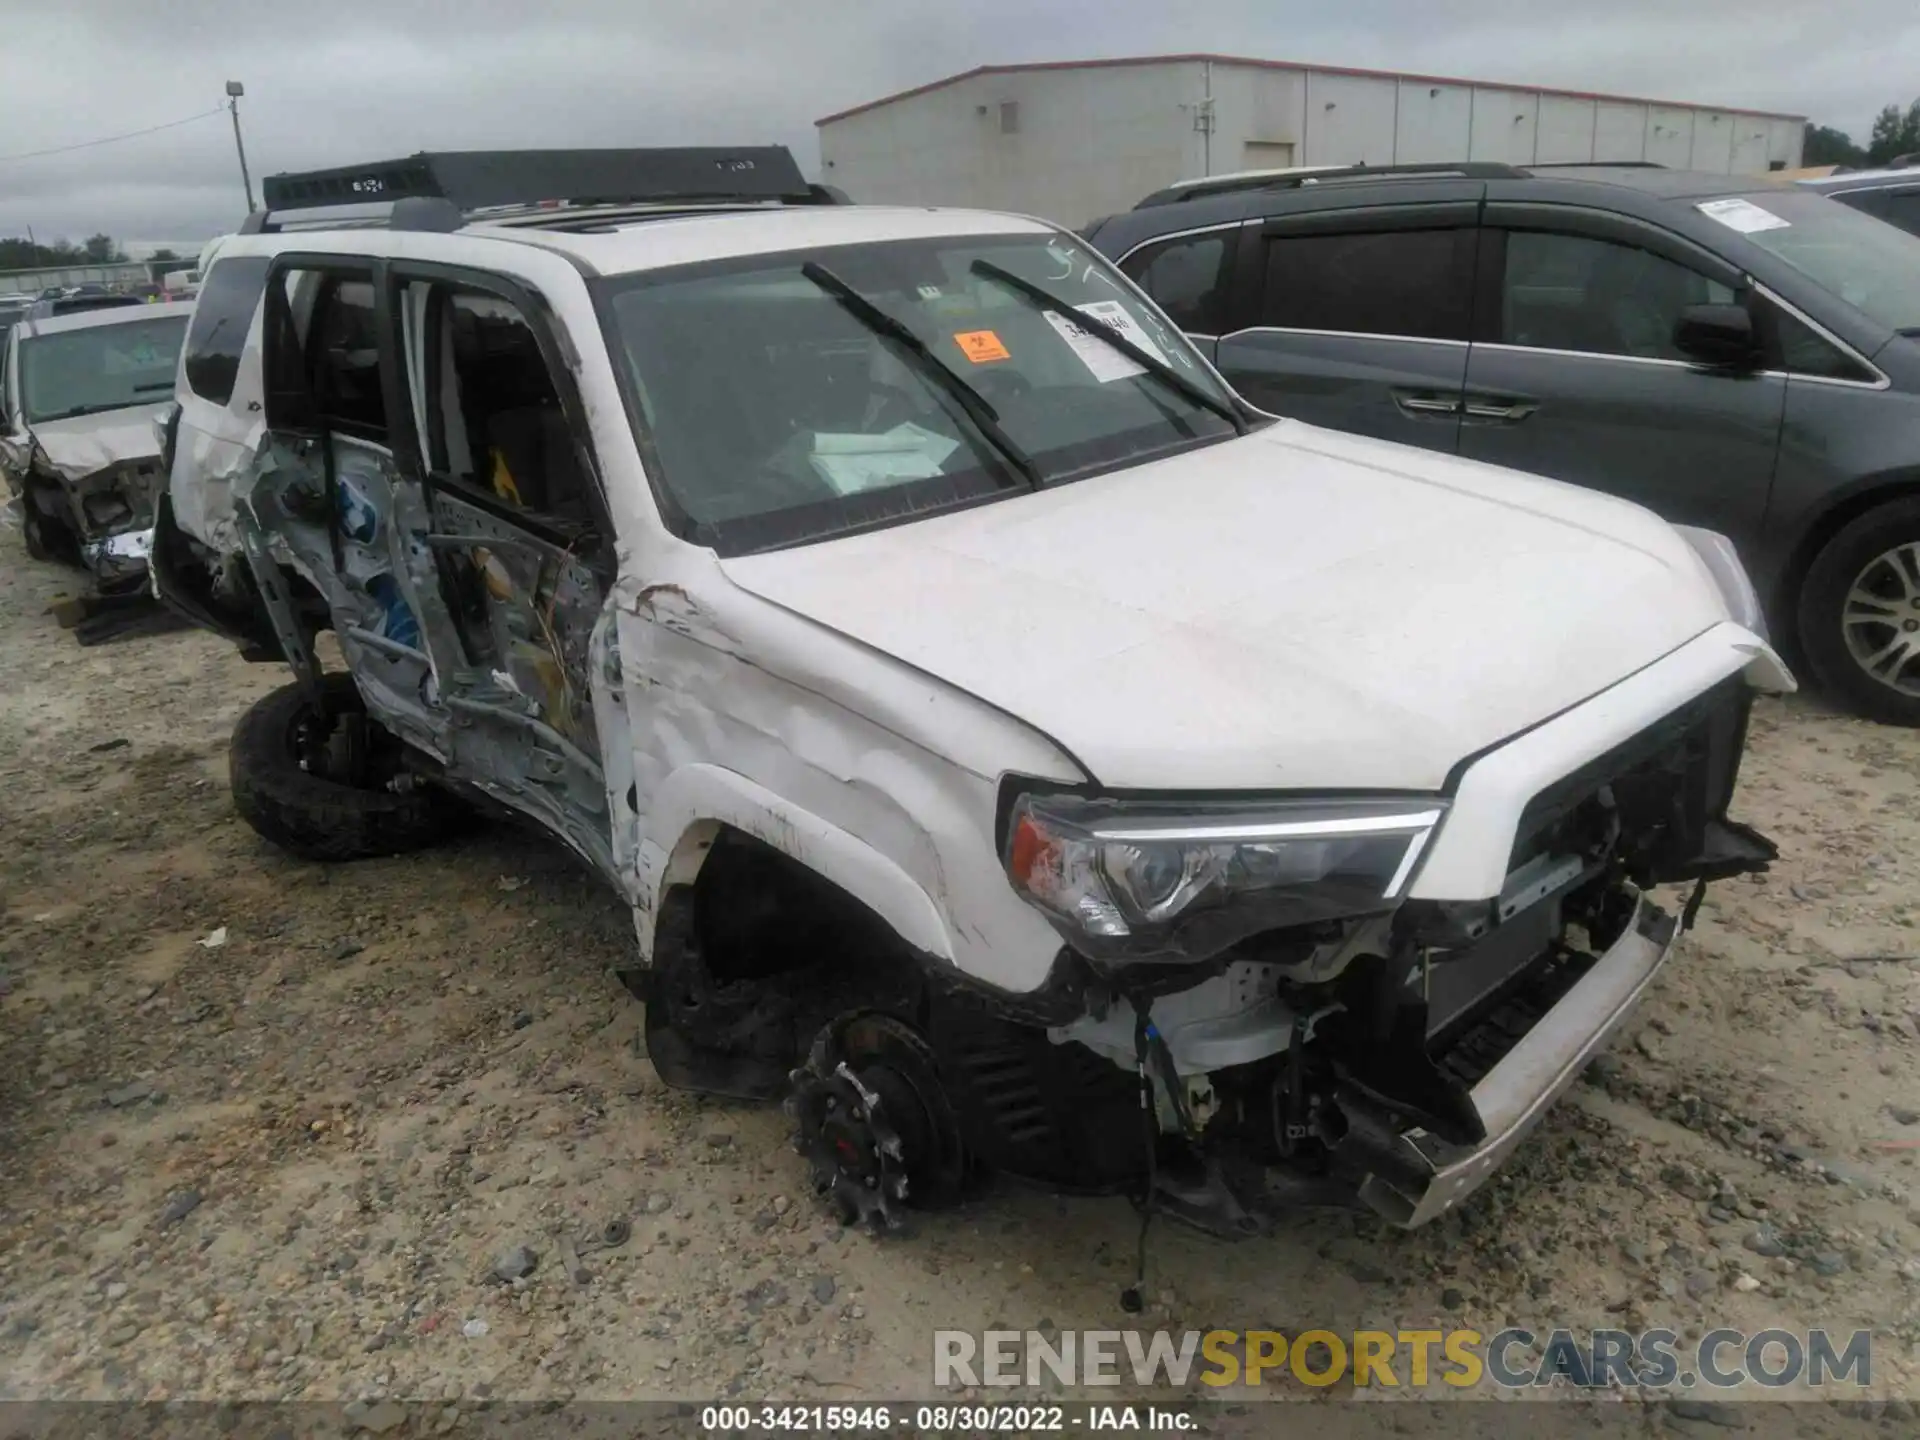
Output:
[1085, 164, 1920, 726]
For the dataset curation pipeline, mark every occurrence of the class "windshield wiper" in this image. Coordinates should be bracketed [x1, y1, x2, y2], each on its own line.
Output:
[800, 262, 1042, 491]
[968, 260, 1247, 434]
[133, 380, 175, 392]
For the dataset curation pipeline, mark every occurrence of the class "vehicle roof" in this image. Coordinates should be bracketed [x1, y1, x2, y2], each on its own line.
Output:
[215, 205, 1058, 277]
[18, 300, 196, 339]
[1088, 164, 1789, 247]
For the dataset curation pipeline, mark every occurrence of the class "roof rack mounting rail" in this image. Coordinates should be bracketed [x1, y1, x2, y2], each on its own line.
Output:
[1136, 160, 1529, 207]
[245, 146, 838, 232]
[1526, 160, 1669, 169]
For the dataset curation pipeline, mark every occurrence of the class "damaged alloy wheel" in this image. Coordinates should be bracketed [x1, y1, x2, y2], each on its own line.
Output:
[229, 673, 460, 862]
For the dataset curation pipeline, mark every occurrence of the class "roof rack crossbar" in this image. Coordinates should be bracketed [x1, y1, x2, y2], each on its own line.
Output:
[252, 146, 832, 230]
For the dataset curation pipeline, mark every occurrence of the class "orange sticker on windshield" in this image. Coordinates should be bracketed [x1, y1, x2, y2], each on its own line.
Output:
[953, 329, 1011, 364]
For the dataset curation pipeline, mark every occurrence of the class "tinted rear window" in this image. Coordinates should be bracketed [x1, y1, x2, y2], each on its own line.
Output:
[184, 256, 272, 405]
[1260, 229, 1474, 341]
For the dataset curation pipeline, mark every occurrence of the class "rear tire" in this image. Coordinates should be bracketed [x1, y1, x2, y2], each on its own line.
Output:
[229, 673, 460, 861]
[1798, 498, 1920, 727]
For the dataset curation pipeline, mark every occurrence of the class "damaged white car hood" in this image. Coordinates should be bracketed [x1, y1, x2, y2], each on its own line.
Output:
[719, 422, 1736, 793]
[28, 403, 168, 481]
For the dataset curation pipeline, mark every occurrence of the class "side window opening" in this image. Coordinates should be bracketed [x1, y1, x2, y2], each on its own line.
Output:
[182, 255, 271, 405]
[1120, 233, 1231, 334]
[1260, 228, 1474, 341]
[420, 284, 590, 525]
[307, 279, 386, 439]
[1498, 231, 1733, 362]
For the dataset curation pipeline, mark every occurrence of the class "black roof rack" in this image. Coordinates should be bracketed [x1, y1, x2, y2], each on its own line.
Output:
[1134, 161, 1530, 208]
[1525, 160, 1669, 170]
[246, 146, 838, 232]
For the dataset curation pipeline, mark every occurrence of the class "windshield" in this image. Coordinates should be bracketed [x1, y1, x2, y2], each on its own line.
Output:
[597, 231, 1244, 553]
[19, 314, 188, 424]
[1708, 190, 1920, 333]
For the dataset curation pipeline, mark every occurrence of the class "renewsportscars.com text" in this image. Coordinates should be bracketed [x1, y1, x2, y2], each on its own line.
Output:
[933, 1327, 1873, 1391]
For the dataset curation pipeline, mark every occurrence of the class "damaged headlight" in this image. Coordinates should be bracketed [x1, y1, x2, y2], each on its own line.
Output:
[1004, 791, 1446, 965]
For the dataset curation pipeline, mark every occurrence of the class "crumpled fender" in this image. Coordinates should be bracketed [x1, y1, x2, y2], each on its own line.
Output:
[637, 763, 954, 963]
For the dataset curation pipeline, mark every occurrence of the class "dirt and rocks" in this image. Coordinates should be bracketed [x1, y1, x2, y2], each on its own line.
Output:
[2, 537, 1919, 1418]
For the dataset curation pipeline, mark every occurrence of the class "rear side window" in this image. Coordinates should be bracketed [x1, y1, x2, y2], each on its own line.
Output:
[1879, 191, 1920, 239]
[1120, 233, 1232, 334]
[1260, 229, 1474, 341]
[184, 256, 271, 405]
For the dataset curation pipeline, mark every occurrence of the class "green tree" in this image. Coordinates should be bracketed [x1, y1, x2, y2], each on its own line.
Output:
[149, 247, 179, 261]
[1867, 99, 1920, 165]
[80, 233, 122, 263]
[1804, 123, 1867, 168]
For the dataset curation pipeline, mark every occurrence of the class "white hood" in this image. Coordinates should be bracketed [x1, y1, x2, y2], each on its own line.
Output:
[28, 402, 168, 483]
[719, 423, 1734, 792]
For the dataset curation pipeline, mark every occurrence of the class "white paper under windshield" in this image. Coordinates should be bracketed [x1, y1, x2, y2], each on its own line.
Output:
[1043, 300, 1168, 384]
[809, 422, 962, 496]
[1696, 197, 1791, 235]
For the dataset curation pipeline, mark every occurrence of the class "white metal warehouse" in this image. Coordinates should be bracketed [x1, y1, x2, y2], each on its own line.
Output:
[816, 54, 1807, 227]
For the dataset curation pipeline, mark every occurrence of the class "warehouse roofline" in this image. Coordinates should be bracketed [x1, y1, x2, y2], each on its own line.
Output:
[814, 54, 1807, 127]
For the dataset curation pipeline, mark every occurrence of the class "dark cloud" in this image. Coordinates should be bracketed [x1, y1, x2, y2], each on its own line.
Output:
[0, 0, 1910, 243]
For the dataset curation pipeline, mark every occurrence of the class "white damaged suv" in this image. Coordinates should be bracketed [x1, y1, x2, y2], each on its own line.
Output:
[154, 148, 1788, 1245]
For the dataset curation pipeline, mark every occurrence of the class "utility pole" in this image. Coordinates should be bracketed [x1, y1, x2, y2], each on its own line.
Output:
[226, 81, 256, 213]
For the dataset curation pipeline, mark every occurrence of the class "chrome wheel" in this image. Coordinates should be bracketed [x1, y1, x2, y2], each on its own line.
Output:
[1842, 542, 1920, 697]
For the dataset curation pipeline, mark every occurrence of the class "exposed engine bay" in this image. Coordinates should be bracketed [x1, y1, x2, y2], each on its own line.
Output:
[636, 674, 1774, 1240]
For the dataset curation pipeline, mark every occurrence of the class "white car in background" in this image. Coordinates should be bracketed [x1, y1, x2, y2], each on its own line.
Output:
[2, 300, 193, 586]
[153, 148, 1788, 1262]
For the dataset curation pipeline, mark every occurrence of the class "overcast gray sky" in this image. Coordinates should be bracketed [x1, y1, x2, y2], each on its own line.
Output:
[0, 0, 1911, 246]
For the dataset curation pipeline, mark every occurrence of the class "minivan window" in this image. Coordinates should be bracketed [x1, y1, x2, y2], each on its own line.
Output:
[1878, 190, 1920, 240]
[1499, 231, 1734, 361]
[18, 314, 190, 424]
[1710, 189, 1920, 333]
[1120, 233, 1231, 334]
[599, 232, 1241, 554]
[1260, 228, 1474, 341]
[184, 255, 271, 405]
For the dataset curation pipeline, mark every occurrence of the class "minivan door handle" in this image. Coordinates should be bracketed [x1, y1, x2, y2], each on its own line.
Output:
[1393, 391, 1461, 418]
[1462, 396, 1538, 423]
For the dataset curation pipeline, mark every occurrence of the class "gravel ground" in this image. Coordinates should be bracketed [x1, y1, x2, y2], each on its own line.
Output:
[2, 533, 1919, 1417]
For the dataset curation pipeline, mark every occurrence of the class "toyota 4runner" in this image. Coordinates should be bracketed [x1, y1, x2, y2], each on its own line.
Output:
[153, 147, 1788, 1248]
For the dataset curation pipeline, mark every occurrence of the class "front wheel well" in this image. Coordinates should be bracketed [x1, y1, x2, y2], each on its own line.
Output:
[638, 824, 928, 1099]
[690, 826, 917, 987]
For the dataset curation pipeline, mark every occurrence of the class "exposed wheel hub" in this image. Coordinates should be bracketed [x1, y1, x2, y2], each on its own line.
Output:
[785, 1013, 964, 1233]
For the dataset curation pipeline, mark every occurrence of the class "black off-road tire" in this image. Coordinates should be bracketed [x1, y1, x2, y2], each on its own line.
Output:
[21, 506, 53, 562]
[21, 497, 76, 566]
[230, 673, 458, 861]
[1797, 498, 1920, 728]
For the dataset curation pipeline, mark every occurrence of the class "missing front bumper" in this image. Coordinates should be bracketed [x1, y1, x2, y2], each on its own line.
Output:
[1349, 892, 1677, 1227]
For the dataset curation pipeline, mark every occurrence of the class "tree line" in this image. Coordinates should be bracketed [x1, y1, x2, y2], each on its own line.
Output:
[0, 234, 132, 271]
[1806, 98, 1920, 168]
